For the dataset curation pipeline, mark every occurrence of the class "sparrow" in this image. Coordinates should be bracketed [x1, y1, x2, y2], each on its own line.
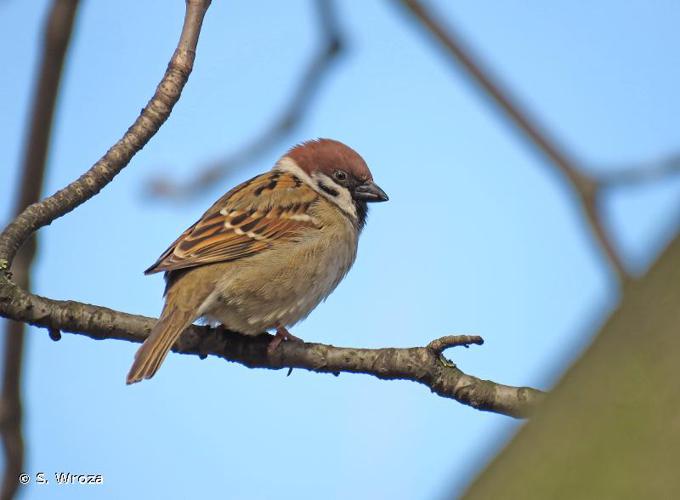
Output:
[127, 138, 388, 384]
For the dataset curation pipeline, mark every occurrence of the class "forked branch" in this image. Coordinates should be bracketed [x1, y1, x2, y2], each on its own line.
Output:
[0, 0, 211, 266]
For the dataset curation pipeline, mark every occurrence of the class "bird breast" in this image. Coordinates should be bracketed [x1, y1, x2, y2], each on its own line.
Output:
[200, 199, 359, 335]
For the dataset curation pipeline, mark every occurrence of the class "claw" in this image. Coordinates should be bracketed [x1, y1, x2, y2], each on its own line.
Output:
[267, 325, 303, 355]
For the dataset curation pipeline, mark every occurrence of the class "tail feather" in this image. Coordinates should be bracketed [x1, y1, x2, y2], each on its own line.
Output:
[126, 304, 196, 384]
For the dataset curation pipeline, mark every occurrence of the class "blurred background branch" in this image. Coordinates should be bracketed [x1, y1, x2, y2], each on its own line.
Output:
[397, 0, 629, 283]
[596, 151, 680, 188]
[147, 0, 344, 200]
[0, 1, 80, 498]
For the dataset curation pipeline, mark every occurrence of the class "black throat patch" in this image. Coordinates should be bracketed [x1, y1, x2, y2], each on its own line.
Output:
[354, 200, 368, 233]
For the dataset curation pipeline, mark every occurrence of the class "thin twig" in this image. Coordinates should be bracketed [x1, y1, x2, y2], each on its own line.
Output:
[596, 152, 680, 188]
[398, 0, 629, 283]
[427, 335, 484, 354]
[1, 1, 79, 498]
[148, 0, 344, 200]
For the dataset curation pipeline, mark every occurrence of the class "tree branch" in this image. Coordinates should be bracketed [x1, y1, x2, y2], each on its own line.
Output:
[397, 0, 629, 283]
[1, 1, 79, 498]
[148, 0, 345, 200]
[0, 283, 544, 418]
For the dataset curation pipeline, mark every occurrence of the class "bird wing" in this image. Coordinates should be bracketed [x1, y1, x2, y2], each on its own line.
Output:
[145, 171, 322, 274]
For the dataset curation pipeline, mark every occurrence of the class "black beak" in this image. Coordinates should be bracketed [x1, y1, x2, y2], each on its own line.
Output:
[353, 181, 389, 202]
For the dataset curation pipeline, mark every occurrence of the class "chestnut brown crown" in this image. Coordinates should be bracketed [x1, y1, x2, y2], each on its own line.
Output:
[287, 138, 374, 182]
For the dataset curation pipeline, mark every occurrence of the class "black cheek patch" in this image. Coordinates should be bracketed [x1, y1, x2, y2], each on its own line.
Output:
[318, 182, 339, 197]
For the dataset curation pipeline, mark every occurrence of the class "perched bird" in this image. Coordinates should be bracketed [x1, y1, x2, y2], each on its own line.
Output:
[127, 138, 388, 384]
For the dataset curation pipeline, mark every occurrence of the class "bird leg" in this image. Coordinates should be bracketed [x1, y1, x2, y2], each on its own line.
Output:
[267, 324, 303, 354]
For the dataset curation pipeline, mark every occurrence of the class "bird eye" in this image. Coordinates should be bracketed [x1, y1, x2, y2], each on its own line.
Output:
[333, 170, 347, 182]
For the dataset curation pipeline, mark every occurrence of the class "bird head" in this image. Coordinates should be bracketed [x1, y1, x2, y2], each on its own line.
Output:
[277, 138, 388, 229]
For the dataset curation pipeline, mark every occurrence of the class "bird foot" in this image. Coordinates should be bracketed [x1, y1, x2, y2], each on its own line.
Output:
[267, 325, 303, 355]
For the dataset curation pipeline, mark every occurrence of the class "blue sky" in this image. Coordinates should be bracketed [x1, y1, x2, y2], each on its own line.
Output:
[2, 1, 680, 499]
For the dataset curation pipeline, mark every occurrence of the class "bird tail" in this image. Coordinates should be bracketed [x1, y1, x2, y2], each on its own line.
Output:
[126, 303, 196, 384]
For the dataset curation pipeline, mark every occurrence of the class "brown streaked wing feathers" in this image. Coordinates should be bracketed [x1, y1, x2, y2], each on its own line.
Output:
[145, 172, 321, 274]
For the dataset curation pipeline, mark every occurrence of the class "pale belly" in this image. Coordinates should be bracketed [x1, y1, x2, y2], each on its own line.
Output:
[198, 227, 357, 335]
